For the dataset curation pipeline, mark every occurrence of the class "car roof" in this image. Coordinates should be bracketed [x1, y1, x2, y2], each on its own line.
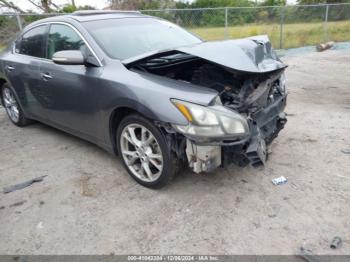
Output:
[27, 10, 150, 28]
[69, 10, 146, 22]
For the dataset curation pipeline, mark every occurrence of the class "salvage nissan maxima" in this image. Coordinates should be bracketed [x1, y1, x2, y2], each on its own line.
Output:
[0, 11, 287, 188]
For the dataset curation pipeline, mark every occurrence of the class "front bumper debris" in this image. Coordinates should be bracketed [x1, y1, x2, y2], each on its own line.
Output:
[186, 139, 221, 173]
[185, 94, 287, 173]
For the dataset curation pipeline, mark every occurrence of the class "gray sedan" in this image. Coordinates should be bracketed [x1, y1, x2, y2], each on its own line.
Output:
[0, 11, 287, 188]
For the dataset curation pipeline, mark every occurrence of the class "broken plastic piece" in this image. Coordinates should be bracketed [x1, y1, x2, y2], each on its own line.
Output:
[9, 200, 27, 207]
[341, 148, 350, 154]
[330, 236, 342, 249]
[316, 41, 334, 52]
[185, 139, 221, 173]
[3, 176, 47, 194]
[299, 247, 320, 262]
[272, 176, 287, 185]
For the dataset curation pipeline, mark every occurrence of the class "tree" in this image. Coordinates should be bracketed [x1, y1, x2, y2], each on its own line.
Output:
[260, 0, 286, 6]
[24, 0, 59, 13]
[61, 4, 96, 13]
[109, 0, 175, 10]
[0, 0, 77, 13]
[192, 0, 253, 8]
[0, 0, 24, 12]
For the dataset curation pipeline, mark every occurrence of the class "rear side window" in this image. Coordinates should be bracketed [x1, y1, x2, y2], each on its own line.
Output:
[17, 25, 46, 58]
[47, 24, 85, 59]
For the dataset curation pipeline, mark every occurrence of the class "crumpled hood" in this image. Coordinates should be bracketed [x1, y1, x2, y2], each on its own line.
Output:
[178, 35, 286, 73]
[123, 35, 286, 73]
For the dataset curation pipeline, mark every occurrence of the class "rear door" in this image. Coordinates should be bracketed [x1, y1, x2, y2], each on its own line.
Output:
[4, 24, 50, 120]
[39, 23, 102, 140]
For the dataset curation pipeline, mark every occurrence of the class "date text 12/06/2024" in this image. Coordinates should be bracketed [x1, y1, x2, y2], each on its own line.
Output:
[127, 255, 219, 261]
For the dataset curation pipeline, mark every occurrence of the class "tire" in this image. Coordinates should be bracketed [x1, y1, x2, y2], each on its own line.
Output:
[116, 113, 178, 189]
[1, 84, 32, 127]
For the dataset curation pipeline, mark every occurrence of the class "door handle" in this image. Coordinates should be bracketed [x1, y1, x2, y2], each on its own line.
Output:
[6, 65, 15, 72]
[41, 73, 53, 81]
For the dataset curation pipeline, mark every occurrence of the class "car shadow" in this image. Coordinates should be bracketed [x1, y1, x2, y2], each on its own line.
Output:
[3, 116, 260, 192]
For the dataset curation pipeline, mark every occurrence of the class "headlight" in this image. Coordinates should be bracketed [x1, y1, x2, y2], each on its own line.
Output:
[171, 99, 249, 138]
[278, 72, 286, 94]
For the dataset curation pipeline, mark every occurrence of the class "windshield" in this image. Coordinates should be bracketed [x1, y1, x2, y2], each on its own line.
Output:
[83, 18, 202, 60]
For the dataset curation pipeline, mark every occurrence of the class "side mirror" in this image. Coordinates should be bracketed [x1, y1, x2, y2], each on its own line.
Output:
[52, 50, 85, 65]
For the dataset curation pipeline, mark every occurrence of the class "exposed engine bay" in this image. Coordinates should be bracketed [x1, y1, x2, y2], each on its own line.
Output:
[130, 51, 285, 115]
[126, 37, 288, 173]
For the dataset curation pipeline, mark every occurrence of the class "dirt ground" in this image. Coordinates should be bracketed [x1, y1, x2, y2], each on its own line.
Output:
[0, 50, 349, 255]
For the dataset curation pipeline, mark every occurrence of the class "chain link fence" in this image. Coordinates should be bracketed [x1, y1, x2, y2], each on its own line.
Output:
[1, 3, 350, 51]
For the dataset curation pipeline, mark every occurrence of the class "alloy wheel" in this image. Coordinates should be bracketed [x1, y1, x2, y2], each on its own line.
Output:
[120, 123, 164, 182]
[2, 87, 19, 123]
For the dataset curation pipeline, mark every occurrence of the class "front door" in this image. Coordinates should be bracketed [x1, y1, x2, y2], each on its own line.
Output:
[39, 23, 102, 140]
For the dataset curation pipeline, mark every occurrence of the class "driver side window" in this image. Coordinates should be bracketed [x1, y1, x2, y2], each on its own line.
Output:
[47, 24, 86, 60]
[16, 25, 46, 58]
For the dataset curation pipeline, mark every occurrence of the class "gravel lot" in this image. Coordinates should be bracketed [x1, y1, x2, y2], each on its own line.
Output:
[0, 50, 349, 255]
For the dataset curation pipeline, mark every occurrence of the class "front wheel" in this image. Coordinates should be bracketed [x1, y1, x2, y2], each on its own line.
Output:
[116, 114, 178, 189]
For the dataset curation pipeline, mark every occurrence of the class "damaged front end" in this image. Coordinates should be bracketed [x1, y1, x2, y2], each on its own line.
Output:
[125, 35, 288, 173]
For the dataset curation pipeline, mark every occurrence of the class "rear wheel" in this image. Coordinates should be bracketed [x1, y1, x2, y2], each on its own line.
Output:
[117, 114, 178, 189]
[1, 84, 32, 127]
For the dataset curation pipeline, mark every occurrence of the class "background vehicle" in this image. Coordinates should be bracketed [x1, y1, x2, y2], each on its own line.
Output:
[0, 11, 287, 188]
